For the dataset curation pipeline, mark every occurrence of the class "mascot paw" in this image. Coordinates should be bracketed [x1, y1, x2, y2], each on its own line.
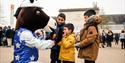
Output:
[41, 40, 55, 50]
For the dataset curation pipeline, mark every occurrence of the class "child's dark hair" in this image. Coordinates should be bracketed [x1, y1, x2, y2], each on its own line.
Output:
[84, 9, 96, 17]
[64, 23, 74, 33]
[58, 13, 66, 20]
[84, 9, 98, 26]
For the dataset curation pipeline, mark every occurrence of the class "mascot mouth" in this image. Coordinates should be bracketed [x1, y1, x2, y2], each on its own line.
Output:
[43, 17, 57, 32]
[43, 26, 52, 32]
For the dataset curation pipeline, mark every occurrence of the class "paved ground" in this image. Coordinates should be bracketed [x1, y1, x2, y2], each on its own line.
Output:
[0, 42, 125, 63]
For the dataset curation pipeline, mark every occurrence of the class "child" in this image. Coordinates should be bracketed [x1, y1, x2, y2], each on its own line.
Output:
[75, 9, 101, 63]
[50, 13, 66, 63]
[58, 23, 76, 63]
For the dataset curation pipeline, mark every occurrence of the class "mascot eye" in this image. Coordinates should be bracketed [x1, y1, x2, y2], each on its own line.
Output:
[36, 10, 40, 15]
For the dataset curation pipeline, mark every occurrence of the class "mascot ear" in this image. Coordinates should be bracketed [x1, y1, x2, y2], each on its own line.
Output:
[20, 0, 40, 7]
[43, 17, 57, 32]
[14, 7, 22, 19]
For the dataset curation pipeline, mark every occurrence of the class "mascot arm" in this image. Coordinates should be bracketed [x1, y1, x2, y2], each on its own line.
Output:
[20, 31, 54, 49]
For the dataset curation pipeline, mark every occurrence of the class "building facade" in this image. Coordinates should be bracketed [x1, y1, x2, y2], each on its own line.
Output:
[59, 8, 125, 33]
[0, 0, 15, 28]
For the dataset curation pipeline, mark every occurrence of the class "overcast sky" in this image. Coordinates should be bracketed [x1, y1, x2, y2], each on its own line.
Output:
[13, 0, 125, 16]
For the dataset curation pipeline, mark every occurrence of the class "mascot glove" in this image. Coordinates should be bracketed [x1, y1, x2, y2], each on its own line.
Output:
[40, 40, 55, 50]
[34, 29, 46, 40]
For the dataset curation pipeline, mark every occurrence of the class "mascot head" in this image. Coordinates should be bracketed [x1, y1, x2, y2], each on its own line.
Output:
[14, 0, 56, 32]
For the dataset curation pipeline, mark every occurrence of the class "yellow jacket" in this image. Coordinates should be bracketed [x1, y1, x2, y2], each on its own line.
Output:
[58, 33, 76, 62]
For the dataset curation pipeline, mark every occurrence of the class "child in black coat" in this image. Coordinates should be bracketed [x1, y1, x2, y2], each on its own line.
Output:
[50, 13, 66, 63]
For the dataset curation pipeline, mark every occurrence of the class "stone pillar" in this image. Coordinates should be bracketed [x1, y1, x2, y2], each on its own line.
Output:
[0, 0, 11, 27]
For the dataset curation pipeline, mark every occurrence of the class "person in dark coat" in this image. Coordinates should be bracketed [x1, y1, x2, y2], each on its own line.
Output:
[50, 13, 66, 63]
[2, 26, 8, 46]
[0, 27, 3, 46]
[106, 30, 113, 47]
[6, 26, 13, 47]
[101, 30, 107, 48]
[114, 33, 119, 45]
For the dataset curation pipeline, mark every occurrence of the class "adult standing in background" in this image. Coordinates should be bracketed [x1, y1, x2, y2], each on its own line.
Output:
[106, 30, 113, 47]
[6, 26, 13, 47]
[119, 29, 125, 49]
[0, 27, 3, 46]
[2, 26, 8, 46]
[101, 30, 107, 48]
[114, 33, 119, 45]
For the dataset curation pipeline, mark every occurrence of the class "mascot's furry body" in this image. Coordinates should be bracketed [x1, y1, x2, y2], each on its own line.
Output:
[13, 0, 57, 63]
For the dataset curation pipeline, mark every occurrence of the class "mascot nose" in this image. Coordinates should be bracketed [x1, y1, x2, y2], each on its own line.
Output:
[30, 0, 37, 3]
[30, 0, 34, 3]
[43, 17, 57, 32]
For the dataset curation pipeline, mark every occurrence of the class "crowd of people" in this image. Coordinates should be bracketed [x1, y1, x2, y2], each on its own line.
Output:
[100, 29, 125, 49]
[0, 26, 15, 47]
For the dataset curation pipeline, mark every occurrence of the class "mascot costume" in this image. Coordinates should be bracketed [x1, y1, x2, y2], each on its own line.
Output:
[13, 0, 56, 63]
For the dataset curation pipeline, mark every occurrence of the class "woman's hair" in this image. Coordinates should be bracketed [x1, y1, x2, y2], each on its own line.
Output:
[64, 23, 74, 33]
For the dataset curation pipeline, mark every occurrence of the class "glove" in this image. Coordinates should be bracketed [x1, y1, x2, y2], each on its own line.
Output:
[34, 29, 46, 40]
[45, 40, 55, 49]
[41, 40, 55, 50]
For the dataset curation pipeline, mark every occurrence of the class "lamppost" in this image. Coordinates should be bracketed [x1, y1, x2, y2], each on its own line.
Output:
[123, 22, 125, 29]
